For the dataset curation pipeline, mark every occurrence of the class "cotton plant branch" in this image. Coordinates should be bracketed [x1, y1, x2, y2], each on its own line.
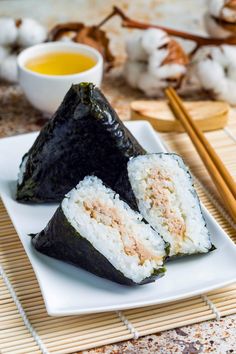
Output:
[105, 6, 236, 46]
[101, 7, 236, 102]
[49, 5, 236, 68]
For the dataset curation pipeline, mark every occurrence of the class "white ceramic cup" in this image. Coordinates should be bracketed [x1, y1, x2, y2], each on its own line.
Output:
[17, 42, 103, 115]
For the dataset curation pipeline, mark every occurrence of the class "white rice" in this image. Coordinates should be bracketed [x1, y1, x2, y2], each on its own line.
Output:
[62, 176, 166, 283]
[128, 154, 212, 257]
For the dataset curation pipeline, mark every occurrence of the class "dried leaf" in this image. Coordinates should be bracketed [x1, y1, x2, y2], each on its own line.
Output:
[48, 22, 114, 64]
[48, 22, 85, 41]
[163, 39, 189, 66]
[160, 39, 189, 88]
[217, 0, 236, 25]
[225, 0, 236, 11]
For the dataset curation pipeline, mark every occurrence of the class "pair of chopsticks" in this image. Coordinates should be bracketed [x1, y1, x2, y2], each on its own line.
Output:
[165, 87, 236, 223]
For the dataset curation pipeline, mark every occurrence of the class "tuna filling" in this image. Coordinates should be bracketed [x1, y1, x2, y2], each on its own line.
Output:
[83, 199, 162, 265]
[145, 168, 186, 251]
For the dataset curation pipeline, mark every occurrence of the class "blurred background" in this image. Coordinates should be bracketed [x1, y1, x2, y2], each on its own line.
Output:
[0, 0, 207, 61]
[1, 0, 235, 134]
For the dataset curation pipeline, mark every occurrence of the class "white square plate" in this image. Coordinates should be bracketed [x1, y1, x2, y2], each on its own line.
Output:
[0, 121, 236, 316]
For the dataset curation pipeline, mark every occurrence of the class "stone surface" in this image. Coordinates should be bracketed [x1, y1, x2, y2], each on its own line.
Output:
[84, 315, 236, 353]
[0, 1, 235, 353]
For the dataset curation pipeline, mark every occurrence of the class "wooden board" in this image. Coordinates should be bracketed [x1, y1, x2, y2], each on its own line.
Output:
[131, 100, 229, 132]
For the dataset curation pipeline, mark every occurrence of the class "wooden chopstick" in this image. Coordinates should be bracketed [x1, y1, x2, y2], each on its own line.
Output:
[168, 87, 236, 199]
[165, 87, 236, 223]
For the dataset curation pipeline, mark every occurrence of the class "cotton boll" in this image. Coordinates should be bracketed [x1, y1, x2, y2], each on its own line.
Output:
[222, 45, 236, 63]
[222, 6, 236, 22]
[148, 40, 187, 84]
[199, 64, 236, 104]
[124, 28, 188, 96]
[148, 49, 186, 80]
[196, 59, 225, 91]
[141, 28, 169, 55]
[193, 45, 236, 104]
[192, 45, 227, 68]
[207, 0, 236, 22]
[208, 0, 225, 18]
[204, 13, 233, 38]
[221, 2, 236, 22]
[0, 18, 18, 46]
[18, 18, 47, 47]
[148, 48, 169, 74]
[218, 79, 236, 104]
[0, 55, 18, 82]
[191, 45, 212, 63]
[210, 46, 229, 67]
[191, 46, 226, 80]
[137, 72, 167, 97]
[126, 32, 147, 61]
[185, 63, 201, 85]
[153, 64, 186, 80]
[0, 46, 10, 64]
[227, 63, 236, 81]
[123, 61, 146, 88]
[195, 58, 236, 103]
[224, 45, 236, 80]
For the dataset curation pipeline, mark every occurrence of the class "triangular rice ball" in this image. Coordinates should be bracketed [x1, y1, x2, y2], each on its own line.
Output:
[17, 83, 145, 203]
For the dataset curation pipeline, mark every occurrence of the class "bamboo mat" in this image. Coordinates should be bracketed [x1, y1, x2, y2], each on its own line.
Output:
[1, 113, 236, 354]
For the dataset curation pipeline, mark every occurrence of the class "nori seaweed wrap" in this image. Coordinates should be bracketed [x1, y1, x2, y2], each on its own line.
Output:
[31, 176, 167, 285]
[17, 82, 145, 203]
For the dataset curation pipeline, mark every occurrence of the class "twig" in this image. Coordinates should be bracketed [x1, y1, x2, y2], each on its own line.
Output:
[109, 6, 236, 47]
[96, 7, 118, 28]
[50, 6, 236, 48]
